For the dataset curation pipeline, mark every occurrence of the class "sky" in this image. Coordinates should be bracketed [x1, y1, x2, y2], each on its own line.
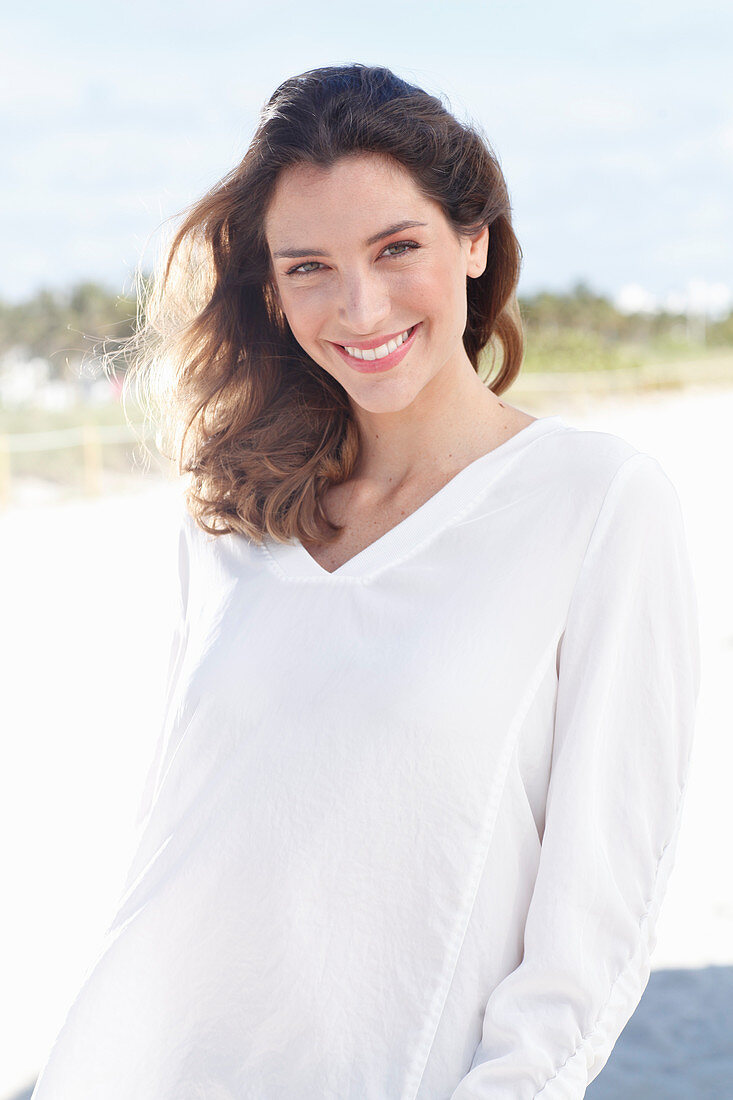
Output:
[3, 0, 732, 313]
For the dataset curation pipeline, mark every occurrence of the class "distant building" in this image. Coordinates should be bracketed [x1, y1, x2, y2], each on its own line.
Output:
[0, 347, 118, 409]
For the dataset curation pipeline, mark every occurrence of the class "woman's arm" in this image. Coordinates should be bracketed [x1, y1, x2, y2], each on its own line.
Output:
[450, 452, 701, 1099]
[132, 507, 191, 831]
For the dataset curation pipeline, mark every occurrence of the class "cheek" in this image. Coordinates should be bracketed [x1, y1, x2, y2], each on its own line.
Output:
[399, 264, 456, 309]
[410, 266, 468, 346]
[277, 289, 324, 340]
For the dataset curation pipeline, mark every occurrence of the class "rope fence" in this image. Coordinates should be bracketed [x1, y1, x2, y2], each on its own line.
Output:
[0, 422, 162, 509]
[1, 357, 731, 509]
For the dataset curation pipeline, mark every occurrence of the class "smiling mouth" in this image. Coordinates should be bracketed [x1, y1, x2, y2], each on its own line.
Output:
[338, 325, 417, 362]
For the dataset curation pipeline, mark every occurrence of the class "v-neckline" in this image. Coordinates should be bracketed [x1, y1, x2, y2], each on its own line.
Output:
[260, 415, 567, 582]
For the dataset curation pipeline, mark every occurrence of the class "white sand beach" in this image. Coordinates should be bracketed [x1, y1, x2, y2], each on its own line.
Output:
[1, 384, 731, 1099]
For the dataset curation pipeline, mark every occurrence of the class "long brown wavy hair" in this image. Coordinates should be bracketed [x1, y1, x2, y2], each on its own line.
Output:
[120, 63, 525, 545]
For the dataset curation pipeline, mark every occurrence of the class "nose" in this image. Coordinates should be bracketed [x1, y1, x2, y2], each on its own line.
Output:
[337, 266, 391, 335]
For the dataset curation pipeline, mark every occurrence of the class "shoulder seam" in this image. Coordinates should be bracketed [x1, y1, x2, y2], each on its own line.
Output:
[557, 452, 652, 649]
[576, 450, 650, 568]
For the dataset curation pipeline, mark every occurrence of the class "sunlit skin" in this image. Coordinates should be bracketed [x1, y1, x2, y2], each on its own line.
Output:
[264, 153, 528, 504]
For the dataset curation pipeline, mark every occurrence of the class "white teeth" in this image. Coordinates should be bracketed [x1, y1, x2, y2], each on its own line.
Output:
[343, 326, 414, 361]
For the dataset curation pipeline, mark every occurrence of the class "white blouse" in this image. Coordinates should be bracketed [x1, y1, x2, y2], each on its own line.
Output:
[31, 414, 700, 1099]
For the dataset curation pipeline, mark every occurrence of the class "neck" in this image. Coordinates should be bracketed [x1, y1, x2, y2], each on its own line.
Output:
[348, 358, 511, 494]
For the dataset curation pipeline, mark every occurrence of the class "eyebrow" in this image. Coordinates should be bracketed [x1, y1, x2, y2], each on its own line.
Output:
[272, 220, 428, 259]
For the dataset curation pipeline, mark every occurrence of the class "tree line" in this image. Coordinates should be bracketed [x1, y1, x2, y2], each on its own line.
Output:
[1, 277, 730, 381]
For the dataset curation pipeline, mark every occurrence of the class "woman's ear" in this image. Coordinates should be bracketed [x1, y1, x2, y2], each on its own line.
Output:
[466, 226, 489, 279]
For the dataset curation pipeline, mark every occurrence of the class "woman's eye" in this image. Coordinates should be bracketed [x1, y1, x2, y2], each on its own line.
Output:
[382, 240, 419, 258]
[287, 260, 323, 276]
[285, 240, 420, 277]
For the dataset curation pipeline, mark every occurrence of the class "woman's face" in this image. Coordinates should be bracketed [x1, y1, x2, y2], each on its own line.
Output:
[264, 153, 489, 416]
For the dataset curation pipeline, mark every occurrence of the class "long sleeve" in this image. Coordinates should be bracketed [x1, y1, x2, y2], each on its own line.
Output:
[450, 452, 701, 1099]
[132, 509, 191, 832]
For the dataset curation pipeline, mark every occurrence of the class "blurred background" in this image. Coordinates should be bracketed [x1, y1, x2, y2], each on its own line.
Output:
[1, 1, 731, 1097]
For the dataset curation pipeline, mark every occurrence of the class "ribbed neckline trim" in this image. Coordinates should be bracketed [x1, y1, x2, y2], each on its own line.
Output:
[261, 415, 569, 583]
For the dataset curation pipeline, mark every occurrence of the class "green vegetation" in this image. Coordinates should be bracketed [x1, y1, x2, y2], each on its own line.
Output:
[0, 276, 731, 385]
[517, 281, 732, 373]
[0, 276, 730, 505]
[0, 280, 139, 381]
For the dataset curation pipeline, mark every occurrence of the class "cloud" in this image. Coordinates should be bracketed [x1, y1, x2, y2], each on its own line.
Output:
[617, 280, 732, 318]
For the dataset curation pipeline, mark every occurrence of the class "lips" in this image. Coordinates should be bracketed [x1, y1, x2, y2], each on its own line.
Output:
[338, 326, 415, 353]
[331, 321, 421, 374]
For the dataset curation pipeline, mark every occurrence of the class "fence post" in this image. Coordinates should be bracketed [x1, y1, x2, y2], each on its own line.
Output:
[81, 423, 103, 497]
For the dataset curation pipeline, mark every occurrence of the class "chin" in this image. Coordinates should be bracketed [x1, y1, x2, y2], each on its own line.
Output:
[346, 382, 426, 417]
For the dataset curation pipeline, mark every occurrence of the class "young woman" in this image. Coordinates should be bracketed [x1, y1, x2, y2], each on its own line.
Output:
[31, 63, 700, 1099]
